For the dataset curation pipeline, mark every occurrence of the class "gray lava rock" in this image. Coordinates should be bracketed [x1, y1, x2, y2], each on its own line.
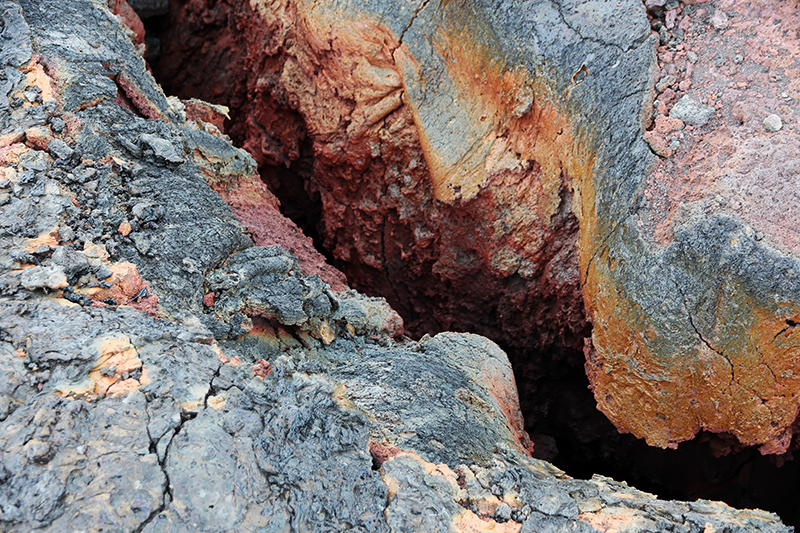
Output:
[50, 246, 90, 279]
[20, 265, 67, 290]
[0, 3, 33, 68]
[656, 74, 676, 92]
[46, 138, 73, 161]
[95, 263, 113, 280]
[669, 94, 717, 126]
[140, 133, 184, 165]
[209, 245, 322, 325]
[57, 226, 74, 242]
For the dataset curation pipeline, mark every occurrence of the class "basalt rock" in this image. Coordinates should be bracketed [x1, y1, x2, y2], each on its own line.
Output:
[156, 0, 592, 362]
[157, 0, 800, 455]
[0, 0, 791, 531]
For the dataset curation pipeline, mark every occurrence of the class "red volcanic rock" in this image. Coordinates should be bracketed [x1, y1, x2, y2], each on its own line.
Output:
[157, 0, 800, 456]
[1, 2, 794, 530]
[614, 0, 800, 454]
[106, 0, 146, 54]
[157, 0, 590, 363]
[184, 111, 348, 291]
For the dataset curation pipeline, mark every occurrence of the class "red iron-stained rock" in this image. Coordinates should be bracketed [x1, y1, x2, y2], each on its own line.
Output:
[0, 2, 794, 530]
[157, 0, 800, 456]
[106, 0, 146, 54]
[157, 0, 590, 364]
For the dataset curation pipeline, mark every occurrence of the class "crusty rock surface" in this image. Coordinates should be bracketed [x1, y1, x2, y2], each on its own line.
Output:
[593, 0, 800, 454]
[0, 0, 792, 532]
[157, 0, 800, 454]
[157, 0, 594, 365]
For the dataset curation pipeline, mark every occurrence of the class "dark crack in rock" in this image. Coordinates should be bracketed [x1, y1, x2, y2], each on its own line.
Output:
[0, 1, 792, 532]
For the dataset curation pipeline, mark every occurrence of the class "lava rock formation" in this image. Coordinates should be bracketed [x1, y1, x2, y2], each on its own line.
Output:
[0, 0, 796, 531]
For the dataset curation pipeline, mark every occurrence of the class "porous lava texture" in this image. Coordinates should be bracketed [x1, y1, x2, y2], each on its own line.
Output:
[3, 1, 792, 531]
[592, 0, 800, 454]
[157, 0, 800, 455]
[156, 0, 591, 362]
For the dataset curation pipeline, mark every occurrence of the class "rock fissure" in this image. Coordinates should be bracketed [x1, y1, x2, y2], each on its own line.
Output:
[686, 304, 734, 384]
[772, 320, 799, 344]
[396, 0, 431, 50]
[0, 0, 796, 529]
[552, 0, 650, 55]
[137, 403, 171, 533]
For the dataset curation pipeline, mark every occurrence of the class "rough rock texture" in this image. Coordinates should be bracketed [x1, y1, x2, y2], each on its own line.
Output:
[595, 0, 800, 454]
[157, 0, 592, 364]
[157, 0, 800, 454]
[0, 0, 791, 531]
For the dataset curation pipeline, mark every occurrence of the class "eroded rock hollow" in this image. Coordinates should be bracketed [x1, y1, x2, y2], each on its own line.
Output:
[156, 0, 800, 455]
[1, 0, 798, 530]
[157, 0, 592, 364]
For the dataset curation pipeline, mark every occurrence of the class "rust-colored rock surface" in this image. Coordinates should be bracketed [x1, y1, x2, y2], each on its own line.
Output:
[157, 0, 800, 455]
[585, 0, 800, 454]
[0, 1, 794, 530]
[183, 102, 348, 290]
[157, 0, 592, 363]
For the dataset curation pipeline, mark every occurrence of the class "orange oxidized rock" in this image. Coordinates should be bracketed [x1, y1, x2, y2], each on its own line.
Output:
[158, 0, 800, 454]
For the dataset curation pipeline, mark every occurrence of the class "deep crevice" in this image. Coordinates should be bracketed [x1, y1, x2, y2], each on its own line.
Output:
[146, 2, 800, 527]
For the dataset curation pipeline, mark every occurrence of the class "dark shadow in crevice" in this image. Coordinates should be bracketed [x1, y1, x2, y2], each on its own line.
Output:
[145, 5, 800, 527]
[511, 340, 800, 528]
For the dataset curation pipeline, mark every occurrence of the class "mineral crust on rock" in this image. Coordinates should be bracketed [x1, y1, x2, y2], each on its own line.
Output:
[0, 0, 792, 531]
[157, 0, 800, 454]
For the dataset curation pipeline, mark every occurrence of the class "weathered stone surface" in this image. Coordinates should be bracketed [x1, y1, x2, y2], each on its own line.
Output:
[597, 0, 800, 453]
[20, 265, 68, 290]
[157, 0, 595, 363]
[157, 0, 800, 455]
[0, 0, 792, 532]
[669, 94, 716, 126]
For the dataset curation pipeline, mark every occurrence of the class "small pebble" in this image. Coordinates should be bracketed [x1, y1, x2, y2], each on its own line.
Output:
[711, 9, 729, 30]
[48, 139, 74, 161]
[59, 226, 75, 242]
[686, 51, 698, 64]
[670, 95, 715, 127]
[24, 439, 51, 461]
[494, 502, 512, 522]
[96, 264, 113, 280]
[763, 114, 782, 132]
[118, 220, 132, 237]
[656, 75, 677, 92]
[49, 116, 65, 133]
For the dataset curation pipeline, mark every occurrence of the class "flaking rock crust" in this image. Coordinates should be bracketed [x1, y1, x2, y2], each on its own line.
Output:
[0, 1, 792, 532]
[157, 0, 800, 455]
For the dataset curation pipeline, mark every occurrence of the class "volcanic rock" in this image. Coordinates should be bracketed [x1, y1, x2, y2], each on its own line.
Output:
[156, 0, 800, 457]
[20, 265, 68, 290]
[669, 94, 717, 126]
[764, 113, 783, 132]
[0, 0, 793, 531]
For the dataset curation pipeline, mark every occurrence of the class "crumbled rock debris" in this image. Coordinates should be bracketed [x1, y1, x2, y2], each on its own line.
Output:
[0, 1, 792, 532]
